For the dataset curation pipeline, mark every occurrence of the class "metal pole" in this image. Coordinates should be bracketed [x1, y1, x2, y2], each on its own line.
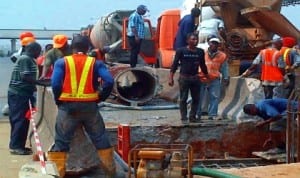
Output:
[10, 39, 16, 53]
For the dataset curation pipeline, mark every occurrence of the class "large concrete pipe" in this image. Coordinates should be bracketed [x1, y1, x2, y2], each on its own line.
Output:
[109, 65, 158, 105]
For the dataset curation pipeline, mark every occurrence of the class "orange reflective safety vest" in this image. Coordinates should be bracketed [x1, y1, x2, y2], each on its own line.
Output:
[260, 48, 283, 82]
[198, 50, 227, 82]
[280, 46, 292, 66]
[59, 55, 99, 102]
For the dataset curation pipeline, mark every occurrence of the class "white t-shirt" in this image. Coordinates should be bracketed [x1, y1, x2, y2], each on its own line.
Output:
[198, 18, 224, 36]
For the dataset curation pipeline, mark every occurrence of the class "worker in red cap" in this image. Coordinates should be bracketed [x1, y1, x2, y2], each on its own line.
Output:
[40, 34, 70, 79]
[277, 36, 300, 98]
[10, 31, 36, 63]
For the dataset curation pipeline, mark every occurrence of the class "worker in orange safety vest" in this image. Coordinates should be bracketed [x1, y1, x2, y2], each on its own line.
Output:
[242, 38, 285, 99]
[277, 36, 300, 98]
[197, 37, 229, 120]
[49, 35, 115, 177]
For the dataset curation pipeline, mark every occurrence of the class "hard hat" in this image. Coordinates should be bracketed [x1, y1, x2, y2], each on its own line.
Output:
[21, 37, 36, 46]
[53, 35, 68, 48]
[19, 32, 35, 40]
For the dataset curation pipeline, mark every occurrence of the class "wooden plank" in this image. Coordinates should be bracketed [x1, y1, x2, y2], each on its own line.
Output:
[241, 7, 300, 39]
[252, 151, 286, 163]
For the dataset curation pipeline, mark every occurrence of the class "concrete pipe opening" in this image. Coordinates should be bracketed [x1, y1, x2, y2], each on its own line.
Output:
[114, 68, 157, 105]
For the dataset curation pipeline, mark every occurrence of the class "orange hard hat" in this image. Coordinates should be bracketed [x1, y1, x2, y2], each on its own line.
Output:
[53, 34, 68, 48]
[21, 37, 36, 46]
[19, 32, 35, 40]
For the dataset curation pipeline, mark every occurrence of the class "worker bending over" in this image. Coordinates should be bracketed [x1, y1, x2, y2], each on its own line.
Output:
[243, 98, 298, 154]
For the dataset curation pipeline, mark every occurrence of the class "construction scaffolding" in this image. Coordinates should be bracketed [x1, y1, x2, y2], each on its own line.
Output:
[282, 0, 300, 6]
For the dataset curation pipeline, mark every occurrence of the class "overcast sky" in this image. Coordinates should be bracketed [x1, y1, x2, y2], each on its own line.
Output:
[0, 0, 298, 30]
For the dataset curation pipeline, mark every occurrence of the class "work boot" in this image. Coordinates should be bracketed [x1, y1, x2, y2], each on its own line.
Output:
[47, 151, 66, 178]
[97, 147, 116, 178]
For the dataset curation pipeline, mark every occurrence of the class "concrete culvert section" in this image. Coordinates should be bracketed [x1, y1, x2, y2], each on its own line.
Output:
[114, 67, 158, 105]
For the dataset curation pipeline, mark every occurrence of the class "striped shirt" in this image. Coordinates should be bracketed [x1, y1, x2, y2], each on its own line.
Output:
[127, 11, 145, 38]
[8, 54, 37, 96]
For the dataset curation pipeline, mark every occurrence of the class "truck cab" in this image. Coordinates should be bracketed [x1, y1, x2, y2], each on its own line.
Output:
[155, 9, 180, 68]
[122, 9, 181, 68]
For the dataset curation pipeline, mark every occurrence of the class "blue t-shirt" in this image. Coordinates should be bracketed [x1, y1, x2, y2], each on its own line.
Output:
[173, 14, 195, 50]
[255, 98, 298, 120]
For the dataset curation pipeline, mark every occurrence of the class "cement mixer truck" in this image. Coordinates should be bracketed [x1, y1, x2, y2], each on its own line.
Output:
[89, 9, 180, 68]
[88, 0, 299, 72]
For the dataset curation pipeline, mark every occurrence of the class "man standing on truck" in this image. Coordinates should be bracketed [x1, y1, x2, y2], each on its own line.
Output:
[127, 4, 149, 68]
[198, 15, 225, 44]
[169, 33, 208, 124]
[173, 7, 201, 50]
[49, 35, 115, 177]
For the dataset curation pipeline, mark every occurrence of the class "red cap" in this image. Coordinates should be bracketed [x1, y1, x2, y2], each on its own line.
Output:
[282, 37, 296, 48]
[19, 32, 35, 40]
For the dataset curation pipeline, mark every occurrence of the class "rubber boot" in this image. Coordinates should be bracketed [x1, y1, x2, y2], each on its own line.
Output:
[97, 147, 116, 177]
[47, 151, 66, 178]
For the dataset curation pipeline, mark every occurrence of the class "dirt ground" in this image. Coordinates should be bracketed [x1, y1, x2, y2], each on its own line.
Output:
[0, 116, 32, 178]
[2, 113, 300, 178]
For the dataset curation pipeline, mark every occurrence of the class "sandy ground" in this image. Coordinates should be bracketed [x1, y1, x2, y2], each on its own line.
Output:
[0, 116, 32, 178]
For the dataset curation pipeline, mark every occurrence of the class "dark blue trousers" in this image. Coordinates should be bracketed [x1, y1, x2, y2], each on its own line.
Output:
[7, 91, 30, 150]
[52, 102, 111, 152]
[127, 36, 142, 67]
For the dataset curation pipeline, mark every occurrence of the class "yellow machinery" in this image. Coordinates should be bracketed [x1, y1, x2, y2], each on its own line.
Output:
[128, 144, 193, 178]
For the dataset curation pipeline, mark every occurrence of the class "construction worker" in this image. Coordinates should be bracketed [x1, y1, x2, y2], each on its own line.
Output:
[49, 35, 115, 177]
[37, 44, 53, 78]
[8, 42, 49, 155]
[277, 37, 300, 98]
[242, 38, 284, 99]
[39, 34, 70, 79]
[3, 32, 36, 117]
[243, 98, 298, 154]
[197, 37, 229, 120]
[169, 33, 208, 124]
[173, 7, 201, 50]
[198, 15, 225, 44]
[127, 4, 149, 67]
[10, 31, 36, 63]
